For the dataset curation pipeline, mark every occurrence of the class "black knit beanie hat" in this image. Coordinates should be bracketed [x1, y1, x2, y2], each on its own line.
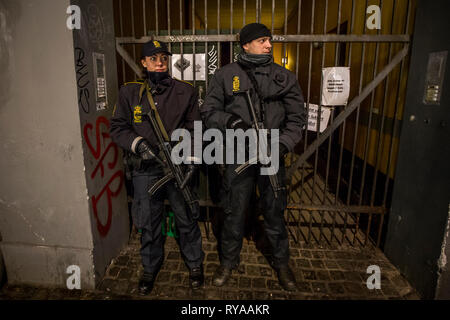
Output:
[239, 23, 272, 47]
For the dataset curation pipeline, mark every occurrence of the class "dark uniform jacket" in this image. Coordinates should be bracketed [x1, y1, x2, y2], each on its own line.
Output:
[200, 61, 306, 152]
[110, 77, 201, 160]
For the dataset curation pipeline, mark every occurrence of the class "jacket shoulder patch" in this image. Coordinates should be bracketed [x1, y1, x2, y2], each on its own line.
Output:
[232, 76, 240, 92]
[133, 105, 143, 123]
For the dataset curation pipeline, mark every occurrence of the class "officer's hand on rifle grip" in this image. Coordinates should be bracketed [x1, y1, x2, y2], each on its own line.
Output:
[227, 115, 249, 131]
[190, 200, 200, 220]
[136, 139, 159, 162]
[180, 164, 197, 189]
[279, 143, 289, 159]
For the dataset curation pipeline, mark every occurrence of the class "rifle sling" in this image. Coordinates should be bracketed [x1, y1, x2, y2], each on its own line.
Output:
[139, 80, 170, 142]
[238, 63, 265, 123]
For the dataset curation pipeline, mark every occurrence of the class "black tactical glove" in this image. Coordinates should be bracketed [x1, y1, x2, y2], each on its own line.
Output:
[227, 115, 249, 131]
[190, 200, 201, 220]
[180, 164, 197, 189]
[136, 139, 160, 162]
[279, 143, 289, 159]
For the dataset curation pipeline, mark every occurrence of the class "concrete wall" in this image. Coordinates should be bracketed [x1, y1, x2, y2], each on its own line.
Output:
[70, 0, 130, 283]
[0, 0, 129, 289]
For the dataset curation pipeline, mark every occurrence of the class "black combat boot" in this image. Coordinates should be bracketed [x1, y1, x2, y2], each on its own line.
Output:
[138, 272, 156, 295]
[276, 266, 297, 292]
[189, 265, 204, 290]
[212, 265, 232, 287]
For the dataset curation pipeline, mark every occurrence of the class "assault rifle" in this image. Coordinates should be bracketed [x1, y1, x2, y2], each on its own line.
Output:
[145, 108, 200, 220]
[234, 89, 285, 199]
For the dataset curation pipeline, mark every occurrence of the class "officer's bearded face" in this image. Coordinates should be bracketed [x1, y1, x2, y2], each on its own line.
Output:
[141, 53, 169, 72]
[243, 37, 272, 55]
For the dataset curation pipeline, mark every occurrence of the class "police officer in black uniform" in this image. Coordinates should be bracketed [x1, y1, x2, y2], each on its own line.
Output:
[110, 40, 205, 294]
[201, 23, 307, 291]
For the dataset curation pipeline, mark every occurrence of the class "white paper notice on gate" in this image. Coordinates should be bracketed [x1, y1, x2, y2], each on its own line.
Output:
[307, 103, 331, 133]
[321, 67, 350, 106]
[171, 54, 206, 81]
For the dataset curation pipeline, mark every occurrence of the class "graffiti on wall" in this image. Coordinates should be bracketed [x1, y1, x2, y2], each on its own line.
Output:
[75, 47, 90, 114]
[208, 45, 218, 75]
[83, 116, 124, 237]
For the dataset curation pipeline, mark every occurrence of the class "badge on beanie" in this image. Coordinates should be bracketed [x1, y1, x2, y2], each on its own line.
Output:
[153, 41, 161, 48]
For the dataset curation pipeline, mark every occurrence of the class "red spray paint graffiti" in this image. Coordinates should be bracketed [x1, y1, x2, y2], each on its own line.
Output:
[83, 116, 124, 237]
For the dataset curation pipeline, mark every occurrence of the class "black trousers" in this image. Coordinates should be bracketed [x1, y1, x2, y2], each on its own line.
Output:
[131, 166, 204, 275]
[219, 164, 289, 269]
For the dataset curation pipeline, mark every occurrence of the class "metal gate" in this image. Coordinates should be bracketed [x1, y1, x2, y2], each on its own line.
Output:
[114, 0, 416, 248]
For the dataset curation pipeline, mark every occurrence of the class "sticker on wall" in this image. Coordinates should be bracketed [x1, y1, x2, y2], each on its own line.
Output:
[171, 54, 206, 81]
[307, 103, 332, 133]
[93, 52, 108, 111]
[321, 67, 350, 106]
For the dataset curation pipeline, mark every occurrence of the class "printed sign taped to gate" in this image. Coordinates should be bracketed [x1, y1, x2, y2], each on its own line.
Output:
[321, 67, 350, 106]
[171, 54, 206, 81]
[307, 103, 331, 133]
